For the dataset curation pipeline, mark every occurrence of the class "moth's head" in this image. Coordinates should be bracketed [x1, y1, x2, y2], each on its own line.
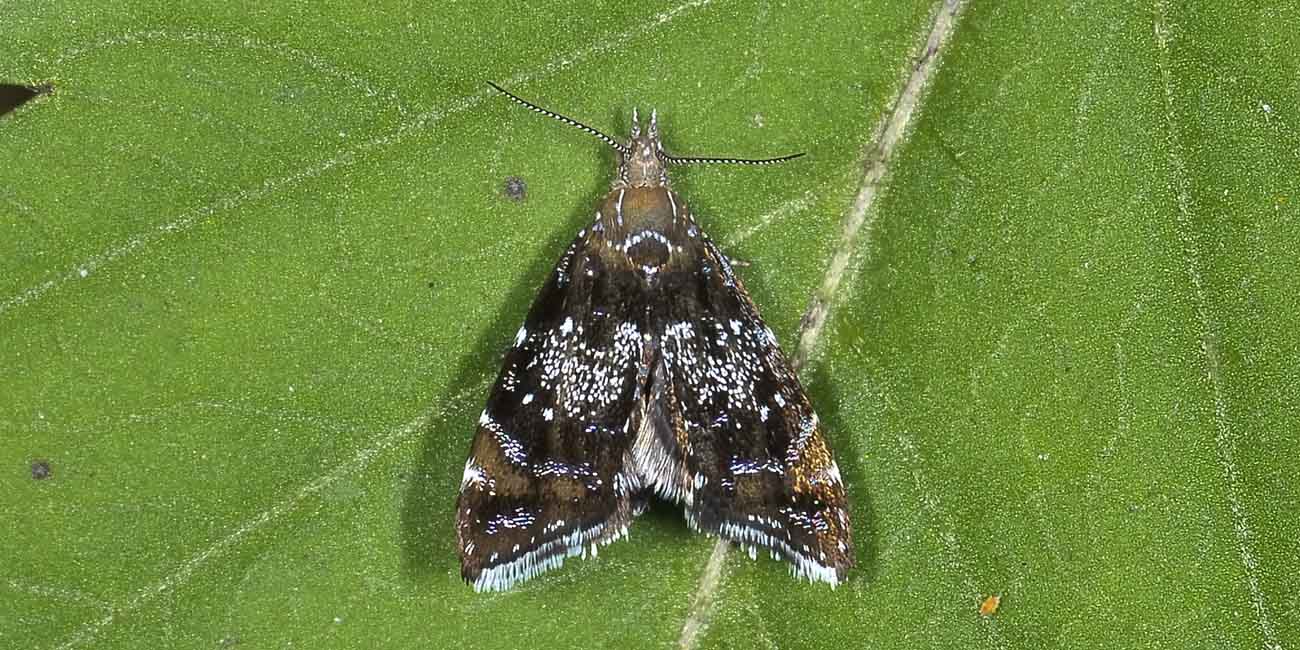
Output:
[620, 108, 668, 188]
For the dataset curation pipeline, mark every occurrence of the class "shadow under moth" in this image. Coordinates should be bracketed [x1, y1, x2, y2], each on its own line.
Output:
[456, 83, 853, 591]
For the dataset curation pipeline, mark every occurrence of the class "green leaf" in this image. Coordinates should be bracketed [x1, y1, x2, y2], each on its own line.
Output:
[2, 1, 1296, 649]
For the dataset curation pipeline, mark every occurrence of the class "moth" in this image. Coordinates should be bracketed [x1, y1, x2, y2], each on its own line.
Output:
[456, 82, 853, 591]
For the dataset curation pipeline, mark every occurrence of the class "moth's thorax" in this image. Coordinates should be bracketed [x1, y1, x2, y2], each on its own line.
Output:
[593, 186, 693, 280]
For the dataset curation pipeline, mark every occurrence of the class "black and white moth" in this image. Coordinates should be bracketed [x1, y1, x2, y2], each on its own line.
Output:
[456, 83, 853, 591]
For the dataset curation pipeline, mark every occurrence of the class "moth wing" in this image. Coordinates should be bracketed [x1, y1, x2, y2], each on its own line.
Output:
[456, 231, 651, 591]
[646, 235, 854, 585]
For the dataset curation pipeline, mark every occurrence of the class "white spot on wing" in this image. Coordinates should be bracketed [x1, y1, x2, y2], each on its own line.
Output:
[461, 459, 486, 490]
[826, 461, 842, 484]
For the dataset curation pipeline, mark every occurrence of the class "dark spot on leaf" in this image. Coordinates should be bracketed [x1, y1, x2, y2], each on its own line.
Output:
[31, 459, 52, 480]
[1, 83, 52, 118]
[503, 176, 527, 201]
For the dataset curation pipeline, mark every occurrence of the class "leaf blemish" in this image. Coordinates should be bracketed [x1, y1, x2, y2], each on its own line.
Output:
[503, 176, 527, 202]
[31, 459, 52, 480]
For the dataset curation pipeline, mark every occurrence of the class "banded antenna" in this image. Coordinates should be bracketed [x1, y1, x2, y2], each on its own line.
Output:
[487, 82, 805, 166]
[488, 81, 628, 155]
[663, 152, 805, 166]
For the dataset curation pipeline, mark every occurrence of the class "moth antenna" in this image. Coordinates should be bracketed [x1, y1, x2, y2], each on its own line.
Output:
[488, 81, 630, 155]
[664, 152, 807, 166]
[631, 107, 641, 138]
